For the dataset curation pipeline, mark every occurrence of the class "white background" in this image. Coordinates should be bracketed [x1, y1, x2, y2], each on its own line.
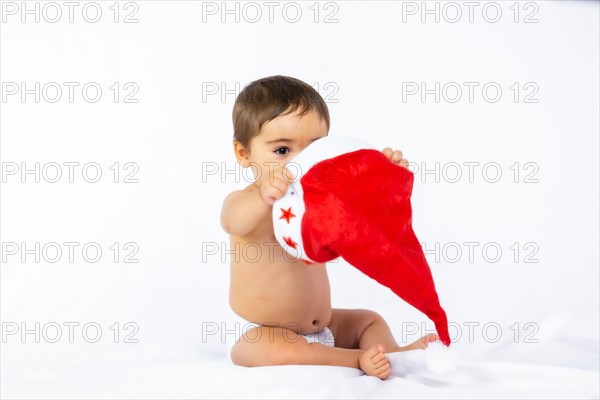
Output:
[1, 0, 598, 398]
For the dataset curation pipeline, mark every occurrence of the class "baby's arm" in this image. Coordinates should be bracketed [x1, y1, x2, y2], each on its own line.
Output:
[220, 188, 271, 236]
[221, 167, 292, 236]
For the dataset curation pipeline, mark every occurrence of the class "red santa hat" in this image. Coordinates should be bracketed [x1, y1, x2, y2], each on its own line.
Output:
[273, 136, 451, 347]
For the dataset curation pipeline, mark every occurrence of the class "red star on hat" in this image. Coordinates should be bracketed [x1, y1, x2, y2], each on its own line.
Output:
[279, 207, 296, 223]
[282, 236, 298, 249]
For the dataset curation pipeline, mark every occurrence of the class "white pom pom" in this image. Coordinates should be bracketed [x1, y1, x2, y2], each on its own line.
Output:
[425, 341, 458, 374]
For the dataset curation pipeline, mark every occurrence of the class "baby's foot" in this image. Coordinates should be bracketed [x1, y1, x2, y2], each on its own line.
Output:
[359, 344, 391, 380]
[401, 333, 440, 351]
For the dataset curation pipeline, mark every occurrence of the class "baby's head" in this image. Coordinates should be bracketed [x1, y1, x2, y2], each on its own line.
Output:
[232, 75, 330, 182]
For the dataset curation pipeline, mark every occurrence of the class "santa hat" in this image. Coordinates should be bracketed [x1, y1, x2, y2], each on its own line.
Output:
[272, 136, 451, 347]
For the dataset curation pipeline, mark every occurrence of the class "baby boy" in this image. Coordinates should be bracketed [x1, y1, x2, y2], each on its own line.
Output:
[221, 75, 438, 380]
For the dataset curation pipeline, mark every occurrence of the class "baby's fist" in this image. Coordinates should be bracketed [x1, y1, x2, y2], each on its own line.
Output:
[260, 167, 294, 206]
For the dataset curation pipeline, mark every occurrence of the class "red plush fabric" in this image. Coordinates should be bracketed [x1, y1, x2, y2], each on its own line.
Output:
[300, 149, 451, 347]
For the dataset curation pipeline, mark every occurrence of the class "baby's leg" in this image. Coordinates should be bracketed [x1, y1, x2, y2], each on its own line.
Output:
[329, 308, 401, 351]
[230, 325, 391, 379]
[327, 308, 440, 379]
[330, 308, 438, 353]
[231, 325, 360, 368]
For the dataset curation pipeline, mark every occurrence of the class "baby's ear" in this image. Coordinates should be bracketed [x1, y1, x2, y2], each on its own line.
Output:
[233, 140, 250, 166]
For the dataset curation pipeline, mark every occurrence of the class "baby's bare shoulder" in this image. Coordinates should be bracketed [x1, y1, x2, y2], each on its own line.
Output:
[222, 183, 256, 205]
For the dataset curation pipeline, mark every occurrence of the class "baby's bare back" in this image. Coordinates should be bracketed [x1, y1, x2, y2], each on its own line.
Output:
[229, 208, 332, 335]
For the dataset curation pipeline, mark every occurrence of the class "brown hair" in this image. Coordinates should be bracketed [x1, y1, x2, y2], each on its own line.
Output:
[232, 75, 330, 149]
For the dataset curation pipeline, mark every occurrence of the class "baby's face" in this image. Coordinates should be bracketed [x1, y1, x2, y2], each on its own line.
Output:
[243, 108, 328, 185]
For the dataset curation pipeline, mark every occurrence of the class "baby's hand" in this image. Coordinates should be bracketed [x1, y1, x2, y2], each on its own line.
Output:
[382, 147, 409, 169]
[260, 166, 294, 206]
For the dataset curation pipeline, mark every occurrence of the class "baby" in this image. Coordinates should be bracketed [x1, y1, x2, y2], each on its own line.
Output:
[221, 75, 439, 380]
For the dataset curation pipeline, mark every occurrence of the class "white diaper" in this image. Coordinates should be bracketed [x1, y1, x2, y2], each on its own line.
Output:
[225, 312, 336, 362]
[301, 326, 335, 347]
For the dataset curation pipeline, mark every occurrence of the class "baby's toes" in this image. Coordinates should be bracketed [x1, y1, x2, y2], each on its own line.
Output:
[364, 345, 382, 360]
[359, 345, 389, 377]
[371, 351, 386, 364]
[423, 333, 439, 346]
[374, 356, 389, 369]
[377, 363, 391, 379]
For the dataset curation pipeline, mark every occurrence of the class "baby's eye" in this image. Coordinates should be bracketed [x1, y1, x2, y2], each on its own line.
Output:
[274, 147, 289, 156]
